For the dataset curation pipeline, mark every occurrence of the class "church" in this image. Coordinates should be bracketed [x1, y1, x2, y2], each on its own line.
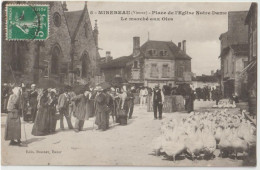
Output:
[2, 1, 100, 85]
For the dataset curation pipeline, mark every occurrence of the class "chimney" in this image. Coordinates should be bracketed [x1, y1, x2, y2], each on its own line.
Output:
[62, 2, 68, 11]
[211, 70, 214, 76]
[178, 42, 181, 50]
[182, 40, 186, 53]
[133, 37, 140, 56]
[106, 51, 111, 62]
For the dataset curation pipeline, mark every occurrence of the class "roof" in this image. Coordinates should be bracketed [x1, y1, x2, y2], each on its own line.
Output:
[100, 55, 133, 69]
[101, 40, 191, 69]
[64, 10, 83, 37]
[141, 40, 192, 60]
[219, 44, 248, 58]
[193, 75, 218, 82]
[245, 3, 257, 24]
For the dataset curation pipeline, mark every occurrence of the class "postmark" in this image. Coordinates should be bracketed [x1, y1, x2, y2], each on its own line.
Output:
[6, 4, 49, 40]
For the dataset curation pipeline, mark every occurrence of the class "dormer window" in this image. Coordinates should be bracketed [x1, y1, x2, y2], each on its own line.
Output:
[148, 49, 157, 56]
[160, 50, 168, 56]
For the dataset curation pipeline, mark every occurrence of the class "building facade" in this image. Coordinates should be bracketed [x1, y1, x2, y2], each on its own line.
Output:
[101, 37, 192, 88]
[2, 2, 100, 85]
[192, 72, 220, 90]
[245, 3, 257, 115]
[219, 11, 249, 99]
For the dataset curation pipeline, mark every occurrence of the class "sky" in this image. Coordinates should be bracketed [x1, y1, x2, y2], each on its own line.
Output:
[66, 1, 251, 76]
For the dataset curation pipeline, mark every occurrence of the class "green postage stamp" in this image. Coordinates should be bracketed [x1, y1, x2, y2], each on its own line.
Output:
[6, 4, 49, 40]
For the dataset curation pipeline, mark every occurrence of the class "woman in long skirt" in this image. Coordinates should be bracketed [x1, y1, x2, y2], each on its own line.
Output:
[31, 89, 51, 136]
[5, 87, 22, 146]
[94, 87, 110, 131]
[48, 89, 58, 133]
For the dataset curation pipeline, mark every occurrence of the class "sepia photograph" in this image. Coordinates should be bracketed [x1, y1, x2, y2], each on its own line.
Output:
[0, 0, 257, 167]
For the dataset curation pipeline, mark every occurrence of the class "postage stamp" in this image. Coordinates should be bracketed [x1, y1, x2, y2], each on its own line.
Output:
[6, 4, 49, 40]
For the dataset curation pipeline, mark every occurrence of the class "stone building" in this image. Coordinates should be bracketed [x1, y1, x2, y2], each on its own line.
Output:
[219, 11, 249, 99]
[64, 2, 100, 85]
[245, 3, 257, 115]
[192, 71, 220, 90]
[101, 37, 192, 88]
[2, 1, 99, 85]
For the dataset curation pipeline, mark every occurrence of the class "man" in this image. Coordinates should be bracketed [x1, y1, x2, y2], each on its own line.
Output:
[68, 86, 76, 117]
[151, 85, 164, 120]
[57, 86, 73, 130]
[139, 87, 148, 107]
[215, 87, 222, 105]
[127, 86, 135, 119]
[28, 84, 38, 122]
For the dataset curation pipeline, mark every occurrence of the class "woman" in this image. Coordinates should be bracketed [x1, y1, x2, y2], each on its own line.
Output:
[117, 85, 129, 125]
[5, 87, 23, 146]
[31, 89, 51, 136]
[48, 89, 58, 133]
[72, 90, 90, 132]
[94, 86, 110, 131]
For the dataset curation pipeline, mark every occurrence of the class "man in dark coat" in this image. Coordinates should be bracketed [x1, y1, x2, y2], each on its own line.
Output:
[185, 87, 195, 113]
[151, 85, 165, 120]
[127, 86, 135, 119]
[215, 87, 222, 105]
[28, 84, 38, 122]
[57, 87, 73, 130]
[94, 86, 110, 131]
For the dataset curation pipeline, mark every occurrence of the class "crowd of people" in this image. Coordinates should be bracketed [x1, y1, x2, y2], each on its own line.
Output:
[2, 83, 136, 147]
[195, 86, 222, 103]
[2, 82, 225, 147]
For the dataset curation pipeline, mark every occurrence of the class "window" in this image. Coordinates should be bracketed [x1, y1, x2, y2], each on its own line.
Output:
[81, 53, 89, 78]
[133, 61, 138, 68]
[148, 49, 157, 56]
[150, 63, 159, 78]
[177, 66, 184, 77]
[53, 12, 61, 27]
[160, 50, 168, 56]
[84, 23, 88, 38]
[162, 64, 169, 78]
[51, 46, 61, 74]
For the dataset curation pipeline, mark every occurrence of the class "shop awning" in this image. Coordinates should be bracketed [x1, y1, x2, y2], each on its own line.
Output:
[240, 59, 257, 77]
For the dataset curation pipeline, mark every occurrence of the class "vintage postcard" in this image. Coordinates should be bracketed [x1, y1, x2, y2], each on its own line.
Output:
[1, 0, 257, 166]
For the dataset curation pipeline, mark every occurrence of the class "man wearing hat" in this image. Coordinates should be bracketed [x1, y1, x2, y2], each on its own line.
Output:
[57, 86, 74, 130]
[151, 84, 165, 120]
[28, 84, 38, 122]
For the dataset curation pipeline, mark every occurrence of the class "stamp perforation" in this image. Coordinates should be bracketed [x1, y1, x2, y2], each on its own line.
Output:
[5, 3, 50, 41]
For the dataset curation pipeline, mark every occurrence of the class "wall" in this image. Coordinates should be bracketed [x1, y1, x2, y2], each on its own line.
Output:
[175, 59, 192, 83]
[144, 59, 175, 80]
[1, 2, 72, 84]
[192, 81, 219, 90]
[223, 49, 235, 79]
[228, 11, 248, 45]
[234, 55, 248, 97]
[73, 7, 99, 84]
[102, 68, 123, 82]
[39, 2, 72, 83]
